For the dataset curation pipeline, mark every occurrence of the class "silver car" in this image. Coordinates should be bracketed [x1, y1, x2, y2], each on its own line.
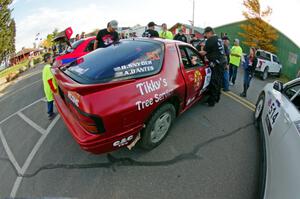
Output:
[254, 78, 300, 199]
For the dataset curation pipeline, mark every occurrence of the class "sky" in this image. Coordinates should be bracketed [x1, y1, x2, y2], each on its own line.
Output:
[10, 0, 300, 51]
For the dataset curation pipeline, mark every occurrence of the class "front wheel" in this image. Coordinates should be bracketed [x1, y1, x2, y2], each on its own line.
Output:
[254, 93, 265, 128]
[139, 103, 176, 150]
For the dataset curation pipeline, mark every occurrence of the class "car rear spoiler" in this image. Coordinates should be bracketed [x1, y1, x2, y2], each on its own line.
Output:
[60, 79, 136, 95]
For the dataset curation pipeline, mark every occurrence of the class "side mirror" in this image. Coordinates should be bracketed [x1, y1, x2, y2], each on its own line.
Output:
[273, 81, 283, 92]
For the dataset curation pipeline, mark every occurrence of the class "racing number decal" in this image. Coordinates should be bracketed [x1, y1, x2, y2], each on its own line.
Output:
[200, 68, 212, 94]
[265, 99, 281, 135]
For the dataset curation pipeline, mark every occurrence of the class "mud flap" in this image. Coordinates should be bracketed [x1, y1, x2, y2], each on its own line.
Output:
[127, 133, 141, 150]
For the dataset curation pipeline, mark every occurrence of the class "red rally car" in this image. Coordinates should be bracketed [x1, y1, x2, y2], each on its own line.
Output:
[52, 38, 212, 154]
[54, 36, 96, 66]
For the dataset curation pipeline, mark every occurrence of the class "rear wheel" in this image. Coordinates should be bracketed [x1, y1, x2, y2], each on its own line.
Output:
[139, 103, 176, 150]
[276, 69, 281, 78]
[261, 67, 269, 80]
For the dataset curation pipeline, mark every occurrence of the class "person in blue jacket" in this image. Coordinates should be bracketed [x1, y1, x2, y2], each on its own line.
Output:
[240, 47, 257, 97]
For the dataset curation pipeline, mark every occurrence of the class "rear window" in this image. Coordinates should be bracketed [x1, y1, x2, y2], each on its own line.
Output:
[71, 39, 84, 49]
[256, 51, 271, 61]
[64, 40, 164, 84]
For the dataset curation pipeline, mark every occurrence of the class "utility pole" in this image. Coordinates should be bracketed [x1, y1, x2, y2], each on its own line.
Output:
[192, 0, 195, 34]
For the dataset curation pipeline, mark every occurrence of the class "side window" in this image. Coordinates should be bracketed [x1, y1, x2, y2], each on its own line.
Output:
[85, 40, 95, 52]
[266, 53, 271, 61]
[179, 46, 204, 69]
[284, 84, 300, 109]
[272, 55, 278, 63]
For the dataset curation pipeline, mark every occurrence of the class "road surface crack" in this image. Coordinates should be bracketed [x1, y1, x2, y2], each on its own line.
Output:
[18, 122, 253, 178]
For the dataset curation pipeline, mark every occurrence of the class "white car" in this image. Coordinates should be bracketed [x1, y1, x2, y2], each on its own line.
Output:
[255, 50, 282, 80]
[254, 78, 300, 199]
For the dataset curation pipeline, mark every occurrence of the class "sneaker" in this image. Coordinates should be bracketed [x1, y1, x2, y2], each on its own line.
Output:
[240, 93, 246, 97]
[229, 82, 234, 86]
[48, 112, 57, 120]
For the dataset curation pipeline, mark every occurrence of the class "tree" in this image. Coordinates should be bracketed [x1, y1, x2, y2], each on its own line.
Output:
[0, 0, 16, 63]
[40, 28, 59, 49]
[239, 0, 278, 53]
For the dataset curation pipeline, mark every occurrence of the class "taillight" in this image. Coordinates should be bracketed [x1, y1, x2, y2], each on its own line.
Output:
[68, 104, 99, 134]
[257, 60, 263, 68]
[76, 57, 84, 65]
[66, 91, 105, 134]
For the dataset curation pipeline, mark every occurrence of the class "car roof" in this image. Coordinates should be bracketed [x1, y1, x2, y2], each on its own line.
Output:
[124, 37, 182, 45]
[284, 78, 300, 87]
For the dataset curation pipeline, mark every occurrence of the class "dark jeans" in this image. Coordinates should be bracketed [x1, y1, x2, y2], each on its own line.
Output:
[207, 64, 224, 105]
[243, 69, 253, 88]
[47, 101, 54, 116]
[229, 64, 238, 84]
[223, 69, 230, 91]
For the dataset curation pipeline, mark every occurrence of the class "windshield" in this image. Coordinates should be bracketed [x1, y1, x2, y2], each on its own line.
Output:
[64, 40, 164, 84]
[65, 40, 84, 53]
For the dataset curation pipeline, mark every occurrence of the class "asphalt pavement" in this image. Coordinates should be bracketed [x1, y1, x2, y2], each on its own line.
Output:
[0, 65, 277, 199]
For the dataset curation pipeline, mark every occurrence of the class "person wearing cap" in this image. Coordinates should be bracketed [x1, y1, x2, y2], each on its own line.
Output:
[94, 20, 119, 50]
[173, 29, 187, 43]
[199, 26, 226, 107]
[222, 36, 231, 92]
[142, 22, 159, 38]
[229, 39, 243, 86]
[159, 23, 173, 39]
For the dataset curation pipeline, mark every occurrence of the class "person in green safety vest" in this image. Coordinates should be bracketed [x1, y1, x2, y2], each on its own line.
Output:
[229, 39, 243, 86]
[42, 53, 57, 120]
[159, 23, 173, 40]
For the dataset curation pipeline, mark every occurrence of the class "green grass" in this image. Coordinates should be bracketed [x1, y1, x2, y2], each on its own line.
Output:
[278, 75, 290, 83]
[0, 59, 29, 79]
[0, 54, 44, 79]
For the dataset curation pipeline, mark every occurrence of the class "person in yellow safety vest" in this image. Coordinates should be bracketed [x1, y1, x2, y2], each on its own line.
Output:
[42, 53, 57, 120]
[159, 23, 174, 40]
[229, 39, 243, 86]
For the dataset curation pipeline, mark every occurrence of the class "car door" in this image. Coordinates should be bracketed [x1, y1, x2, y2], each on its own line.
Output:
[265, 83, 300, 199]
[178, 45, 207, 107]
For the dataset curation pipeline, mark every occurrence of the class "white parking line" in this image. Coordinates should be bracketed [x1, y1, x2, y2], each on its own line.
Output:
[17, 112, 46, 135]
[0, 127, 22, 174]
[0, 98, 43, 125]
[10, 115, 60, 198]
[0, 79, 41, 103]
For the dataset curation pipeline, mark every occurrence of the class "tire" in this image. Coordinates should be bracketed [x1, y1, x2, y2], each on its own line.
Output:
[255, 93, 267, 199]
[276, 69, 281, 78]
[139, 103, 176, 150]
[261, 67, 269, 80]
[254, 92, 265, 128]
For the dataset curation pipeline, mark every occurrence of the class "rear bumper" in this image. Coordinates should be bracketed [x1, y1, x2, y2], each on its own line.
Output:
[54, 94, 142, 154]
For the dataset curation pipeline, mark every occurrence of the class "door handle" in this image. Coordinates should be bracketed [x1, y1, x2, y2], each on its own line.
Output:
[283, 112, 291, 124]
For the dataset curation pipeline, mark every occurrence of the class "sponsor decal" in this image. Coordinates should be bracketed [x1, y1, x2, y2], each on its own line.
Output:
[68, 65, 89, 75]
[68, 91, 80, 107]
[186, 96, 196, 106]
[113, 135, 134, 147]
[266, 99, 281, 135]
[114, 61, 155, 77]
[200, 68, 212, 94]
[135, 78, 172, 111]
[194, 70, 202, 89]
